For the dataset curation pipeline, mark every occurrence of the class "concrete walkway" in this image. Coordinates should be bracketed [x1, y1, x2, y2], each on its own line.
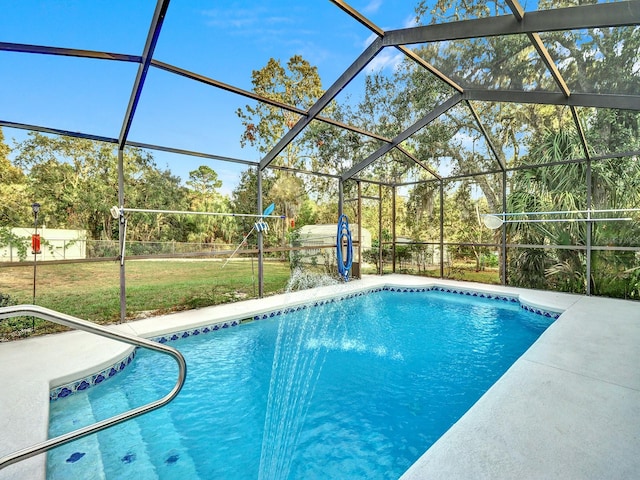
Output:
[1, 276, 638, 479]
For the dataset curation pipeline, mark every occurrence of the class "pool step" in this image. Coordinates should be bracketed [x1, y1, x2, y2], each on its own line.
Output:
[91, 387, 159, 479]
[139, 381, 202, 479]
[46, 393, 106, 480]
[137, 407, 202, 479]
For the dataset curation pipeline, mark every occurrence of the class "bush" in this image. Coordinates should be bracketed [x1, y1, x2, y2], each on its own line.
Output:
[481, 252, 499, 268]
[0, 228, 29, 261]
[0, 293, 35, 341]
[0, 292, 16, 308]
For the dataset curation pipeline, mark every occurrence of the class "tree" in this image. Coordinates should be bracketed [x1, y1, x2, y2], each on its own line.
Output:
[187, 165, 222, 193]
[0, 128, 30, 226]
[231, 168, 279, 247]
[12, 133, 190, 242]
[507, 127, 640, 297]
[294, 198, 318, 228]
[237, 55, 324, 249]
[129, 166, 191, 242]
[0, 128, 17, 181]
[405, 181, 439, 242]
[185, 166, 234, 244]
[0, 128, 32, 261]
[237, 55, 324, 161]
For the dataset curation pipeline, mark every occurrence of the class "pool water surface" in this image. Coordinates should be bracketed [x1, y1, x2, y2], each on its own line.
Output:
[47, 289, 555, 479]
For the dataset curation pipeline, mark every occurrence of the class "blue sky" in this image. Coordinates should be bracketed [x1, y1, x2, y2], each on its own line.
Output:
[0, 0, 422, 195]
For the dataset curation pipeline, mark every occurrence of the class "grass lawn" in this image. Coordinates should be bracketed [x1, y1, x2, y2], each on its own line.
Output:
[1, 257, 501, 339]
[362, 261, 501, 284]
[0, 259, 292, 338]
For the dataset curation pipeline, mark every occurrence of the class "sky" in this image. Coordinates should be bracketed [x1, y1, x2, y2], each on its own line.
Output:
[0, 0, 423, 196]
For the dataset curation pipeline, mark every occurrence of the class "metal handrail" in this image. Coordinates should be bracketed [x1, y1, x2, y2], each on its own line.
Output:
[0, 304, 187, 471]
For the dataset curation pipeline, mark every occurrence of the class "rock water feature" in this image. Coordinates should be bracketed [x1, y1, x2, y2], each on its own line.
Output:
[258, 269, 340, 480]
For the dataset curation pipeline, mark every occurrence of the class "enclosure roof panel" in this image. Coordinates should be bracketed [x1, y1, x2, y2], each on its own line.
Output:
[153, 1, 371, 95]
[538, 26, 640, 96]
[0, 1, 156, 53]
[1, 0, 638, 187]
[409, 34, 555, 92]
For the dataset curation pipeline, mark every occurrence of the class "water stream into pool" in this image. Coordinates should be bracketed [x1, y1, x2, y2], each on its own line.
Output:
[259, 270, 339, 480]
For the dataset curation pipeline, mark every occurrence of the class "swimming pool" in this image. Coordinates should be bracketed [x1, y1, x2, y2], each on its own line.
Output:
[47, 287, 557, 479]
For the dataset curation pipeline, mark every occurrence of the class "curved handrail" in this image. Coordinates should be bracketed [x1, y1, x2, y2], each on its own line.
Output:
[0, 304, 187, 471]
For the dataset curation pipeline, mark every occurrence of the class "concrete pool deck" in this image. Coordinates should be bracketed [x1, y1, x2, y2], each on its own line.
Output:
[1, 275, 639, 479]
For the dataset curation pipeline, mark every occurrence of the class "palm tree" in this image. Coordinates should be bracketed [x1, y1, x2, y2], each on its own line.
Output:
[507, 129, 587, 293]
[508, 128, 640, 297]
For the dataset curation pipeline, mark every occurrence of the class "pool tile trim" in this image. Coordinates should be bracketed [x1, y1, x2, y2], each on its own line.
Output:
[384, 285, 562, 319]
[149, 320, 240, 345]
[49, 349, 137, 401]
[48, 285, 561, 400]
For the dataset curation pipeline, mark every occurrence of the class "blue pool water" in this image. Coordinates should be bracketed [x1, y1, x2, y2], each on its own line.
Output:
[48, 289, 555, 479]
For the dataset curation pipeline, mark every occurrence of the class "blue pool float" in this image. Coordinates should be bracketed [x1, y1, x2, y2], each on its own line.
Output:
[336, 214, 353, 281]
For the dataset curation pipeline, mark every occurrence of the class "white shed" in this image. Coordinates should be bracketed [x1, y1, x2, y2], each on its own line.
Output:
[292, 224, 371, 265]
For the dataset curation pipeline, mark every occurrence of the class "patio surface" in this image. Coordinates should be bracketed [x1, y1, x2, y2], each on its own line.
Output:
[1, 275, 638, 479]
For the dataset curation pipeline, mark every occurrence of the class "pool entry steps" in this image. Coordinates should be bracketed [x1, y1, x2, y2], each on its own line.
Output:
[0, 304, 187, 473]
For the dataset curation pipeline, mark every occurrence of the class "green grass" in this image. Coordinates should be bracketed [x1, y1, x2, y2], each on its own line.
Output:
[1, 257, 501, 339]
[0, 259, 291, 338]
[362, 261, 501, 284]
[445, 261, 501, 284]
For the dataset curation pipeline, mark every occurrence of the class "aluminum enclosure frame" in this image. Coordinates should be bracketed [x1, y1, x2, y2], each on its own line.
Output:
[1, 0, 639, 310]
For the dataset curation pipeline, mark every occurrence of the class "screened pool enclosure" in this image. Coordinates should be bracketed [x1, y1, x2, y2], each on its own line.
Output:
[1, 0, 639, 319]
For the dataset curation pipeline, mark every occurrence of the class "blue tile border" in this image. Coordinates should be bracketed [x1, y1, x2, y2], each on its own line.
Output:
[148, 320, 240, 345]
[49, 321, 242, 401]
[382, 285, 561, 319]
[384, 284, 519, 302]
[520, 303, 562, 319]
[49, 285, 561, 400]
[50, 349, 137, 402]
[250, 287, 389, 321]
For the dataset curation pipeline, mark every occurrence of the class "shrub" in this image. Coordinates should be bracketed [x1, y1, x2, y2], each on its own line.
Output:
[0, 292, 16, 308]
